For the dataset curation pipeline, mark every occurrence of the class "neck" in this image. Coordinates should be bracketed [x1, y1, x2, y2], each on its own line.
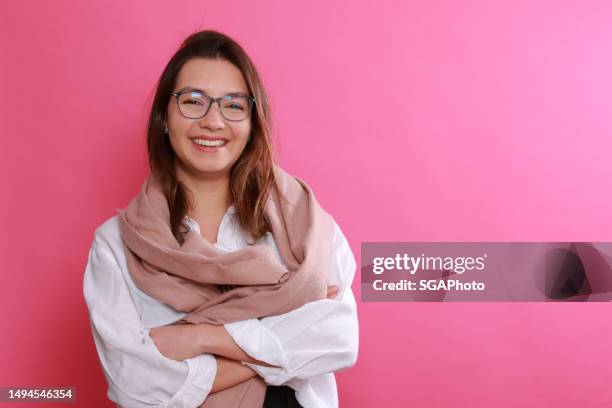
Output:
[175, 166, 232, 218]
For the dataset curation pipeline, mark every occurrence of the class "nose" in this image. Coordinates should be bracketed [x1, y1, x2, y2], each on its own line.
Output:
[198, 101, 225, 130]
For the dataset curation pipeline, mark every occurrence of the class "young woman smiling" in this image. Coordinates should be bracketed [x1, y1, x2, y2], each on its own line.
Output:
[83, 30, 359, 408]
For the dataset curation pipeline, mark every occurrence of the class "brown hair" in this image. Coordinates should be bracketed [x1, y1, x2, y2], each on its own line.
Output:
[147, 30, 275, 244]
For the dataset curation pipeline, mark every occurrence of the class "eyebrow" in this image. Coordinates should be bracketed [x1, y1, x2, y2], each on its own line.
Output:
[176, 86, 249, 97]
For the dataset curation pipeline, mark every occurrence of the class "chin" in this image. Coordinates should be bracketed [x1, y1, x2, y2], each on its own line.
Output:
[193, 164, 232, 177]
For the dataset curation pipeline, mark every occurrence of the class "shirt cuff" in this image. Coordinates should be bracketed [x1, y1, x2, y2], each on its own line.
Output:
[243, 362, 287, 386]
[224, 319, 288, 369]
[162, 353, 217, 408]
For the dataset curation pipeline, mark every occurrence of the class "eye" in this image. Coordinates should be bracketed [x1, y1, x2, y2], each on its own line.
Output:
[183, 98, 204, 105]
[225, 103, 245, 110]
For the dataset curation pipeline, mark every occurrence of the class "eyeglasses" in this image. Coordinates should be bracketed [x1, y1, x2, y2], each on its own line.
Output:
[171, 90, 256, 122]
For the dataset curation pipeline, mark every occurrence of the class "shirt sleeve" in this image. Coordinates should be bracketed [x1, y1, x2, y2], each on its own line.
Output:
[83, 231, 217, 408]
[223, 220, 359, 386]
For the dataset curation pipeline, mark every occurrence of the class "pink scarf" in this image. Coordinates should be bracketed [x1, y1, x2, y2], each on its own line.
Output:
[117, 164, 334, 407]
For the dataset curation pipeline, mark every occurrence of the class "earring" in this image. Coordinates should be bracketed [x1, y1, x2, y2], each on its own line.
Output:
[163, 126, 168, 134]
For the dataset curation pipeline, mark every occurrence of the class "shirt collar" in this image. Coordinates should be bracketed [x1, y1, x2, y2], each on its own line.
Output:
[183, 204, 236, 242]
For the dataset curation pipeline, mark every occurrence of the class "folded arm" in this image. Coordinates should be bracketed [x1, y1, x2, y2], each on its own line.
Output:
[193, 285, 340, 368]
[221, 220, 360, 386]
[83, 231, 253, 407]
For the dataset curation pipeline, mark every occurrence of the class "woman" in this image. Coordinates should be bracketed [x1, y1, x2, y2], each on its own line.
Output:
[83, 30, 359, 408]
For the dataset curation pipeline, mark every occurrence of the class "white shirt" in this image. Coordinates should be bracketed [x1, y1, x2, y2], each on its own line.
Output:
[82, 204, 359, 408]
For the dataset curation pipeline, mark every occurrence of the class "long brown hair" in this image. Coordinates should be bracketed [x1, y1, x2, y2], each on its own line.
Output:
[147, 30, 275, 244]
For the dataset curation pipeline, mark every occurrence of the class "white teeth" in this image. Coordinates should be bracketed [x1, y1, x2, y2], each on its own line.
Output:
[192, 139, 227, 147]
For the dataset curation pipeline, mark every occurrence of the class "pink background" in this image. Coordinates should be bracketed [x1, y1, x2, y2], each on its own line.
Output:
[2, 1, 612, 407]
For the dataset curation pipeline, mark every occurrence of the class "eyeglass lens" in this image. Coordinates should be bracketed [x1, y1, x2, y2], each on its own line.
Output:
[177, 92, 251, 121]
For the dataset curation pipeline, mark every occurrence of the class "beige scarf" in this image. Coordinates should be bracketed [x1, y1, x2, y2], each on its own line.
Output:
[117, 164, 334, 407]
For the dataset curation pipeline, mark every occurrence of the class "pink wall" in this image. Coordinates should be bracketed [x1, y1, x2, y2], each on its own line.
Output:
[2, 0, 612, 406]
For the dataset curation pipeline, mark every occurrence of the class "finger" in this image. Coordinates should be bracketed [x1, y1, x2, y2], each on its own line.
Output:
[326, 286, 339, 298]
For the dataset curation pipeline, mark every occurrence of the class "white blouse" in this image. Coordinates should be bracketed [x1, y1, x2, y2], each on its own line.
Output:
[82, 204, 359, 408]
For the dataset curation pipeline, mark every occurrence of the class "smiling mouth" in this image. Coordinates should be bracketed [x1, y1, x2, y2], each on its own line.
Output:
[191, 138, 228, 148]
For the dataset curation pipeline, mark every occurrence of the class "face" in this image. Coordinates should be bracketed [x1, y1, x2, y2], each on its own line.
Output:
[166, 58, 252, 179]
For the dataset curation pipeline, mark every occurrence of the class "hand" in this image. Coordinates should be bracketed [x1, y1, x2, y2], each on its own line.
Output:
[327, 285, 339, 299]
[149, 323, 206, 361]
